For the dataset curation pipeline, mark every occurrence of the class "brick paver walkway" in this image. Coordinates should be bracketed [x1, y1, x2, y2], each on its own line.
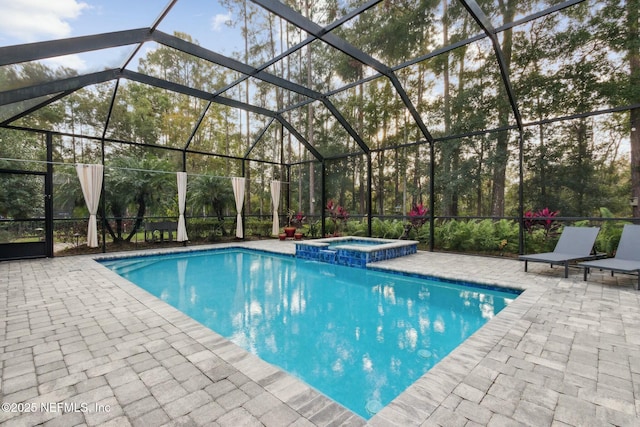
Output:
[1, 241, 639, 426]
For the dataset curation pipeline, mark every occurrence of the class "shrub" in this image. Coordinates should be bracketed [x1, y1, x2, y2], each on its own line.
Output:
[246, 218, 272, 237]
[524, 207, 560, 237]
[436, 220, 474, 251]
[595, 207, 625, 255]
[326, 200, 349, 235]
[435, 219, 522, 255]
[344, 219, 367, 236]
[187, 217, 228, 241]
[370, 218, 404, 239]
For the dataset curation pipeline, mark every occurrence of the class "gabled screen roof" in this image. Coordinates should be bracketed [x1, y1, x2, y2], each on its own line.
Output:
[0, 0, 635, 164]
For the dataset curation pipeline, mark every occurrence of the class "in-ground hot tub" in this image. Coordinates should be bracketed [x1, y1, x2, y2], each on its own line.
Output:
[295, 236, 418, 267]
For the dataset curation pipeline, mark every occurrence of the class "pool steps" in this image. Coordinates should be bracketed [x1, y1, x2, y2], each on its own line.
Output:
[100, 258, 162, 274]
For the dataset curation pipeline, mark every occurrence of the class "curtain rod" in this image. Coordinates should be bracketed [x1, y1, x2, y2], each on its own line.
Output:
[0, 157, 291, 182]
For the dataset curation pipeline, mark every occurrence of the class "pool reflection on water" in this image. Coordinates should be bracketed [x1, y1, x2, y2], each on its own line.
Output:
[100, 248, 519, 419]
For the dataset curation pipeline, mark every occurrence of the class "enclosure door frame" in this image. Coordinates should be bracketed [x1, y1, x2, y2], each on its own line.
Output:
[0, 133, 54, 261]
[0, 168, 53, 260]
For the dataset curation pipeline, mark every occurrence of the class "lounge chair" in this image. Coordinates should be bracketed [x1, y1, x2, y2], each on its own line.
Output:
[580, 224, 640, 290]
[519, 226, 601, 278]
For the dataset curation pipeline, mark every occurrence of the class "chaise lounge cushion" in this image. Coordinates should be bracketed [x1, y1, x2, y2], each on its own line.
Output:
[519, 226, 600, 278]
[580, 224, 640, 290]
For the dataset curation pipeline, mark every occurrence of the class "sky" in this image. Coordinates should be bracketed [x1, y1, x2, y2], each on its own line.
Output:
[0, 0, 245, 71]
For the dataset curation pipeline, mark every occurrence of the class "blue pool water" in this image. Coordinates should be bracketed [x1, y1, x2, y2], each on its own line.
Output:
[100, 248, 518, 419]
[327, 239, 382, 249]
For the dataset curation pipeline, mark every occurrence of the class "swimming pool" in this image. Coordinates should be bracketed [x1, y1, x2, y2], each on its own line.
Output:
[100, 248, 519, 419]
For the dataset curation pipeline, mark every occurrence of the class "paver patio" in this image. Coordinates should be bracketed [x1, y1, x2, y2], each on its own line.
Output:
[1, 241, 639, 426]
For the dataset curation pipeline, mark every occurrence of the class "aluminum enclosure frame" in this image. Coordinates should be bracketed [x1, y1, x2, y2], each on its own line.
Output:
[3, 0, 634, 257]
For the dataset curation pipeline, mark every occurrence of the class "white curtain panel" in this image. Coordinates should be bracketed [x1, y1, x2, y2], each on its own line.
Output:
[231, 177, 245, 238]
[270, 180, 281, 236]
[75, 163, 104, 248]
[176, 172, 188, 242]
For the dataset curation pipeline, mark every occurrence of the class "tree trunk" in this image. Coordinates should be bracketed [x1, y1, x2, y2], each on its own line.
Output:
[305, 0, 315, 216]
[441, 0, 454, 217]
[413, 66, 424, 201]
[109, 204, 123, 242]
[491, 0, 516, 217]
[243, 0, 251, 215]
[357, 85, 366, 214]
[394, 125, 400, 212]
[307, 100, 314, 216]
[629, 0, 640, 217]
[377, 152, 385, 215]
[269, 14, 282, 188]
[631, 109, 640, 218]
[574, 119, 589, 216]
[476, 142, 484, 216]
[126, 195, 146, 242]
[538, 101, 546, 205]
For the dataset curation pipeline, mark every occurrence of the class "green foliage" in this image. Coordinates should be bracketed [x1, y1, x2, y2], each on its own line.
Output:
[53, 220, 84, 244]
[313, 214, 628, 257]
[0, 130, 46, 220]
[493, 219, 520, 253]
[245, 218, 272, 238]
[188, 175, 234, 222]
[0, 173, 43, 219]
[416, 224, 430, 244]
[187, 218, 229, 241]
[434, 219, 522, 255]
[595, 207, 625, 255]
[436, 220, 474, 251]
[308, 220, 321, 238]
[54, 169, 84, 218]
[103, 154, 174, 241]
[2, 2, 638, 239]
[523, 228, 557, 254]
[370, 218, 404, 239]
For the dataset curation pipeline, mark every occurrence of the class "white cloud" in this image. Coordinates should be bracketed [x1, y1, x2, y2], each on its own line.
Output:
[0, 0, 88, 42]
[211, 12, 232, 32]
[42, 54, 87, 71]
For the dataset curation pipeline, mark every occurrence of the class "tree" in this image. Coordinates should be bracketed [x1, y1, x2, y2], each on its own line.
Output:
[1, 63, 69, 129]
[0, 171, 43, 220]
[103, 154, 174, 242]
[490, 0, 519, 217]
[630, 0, 640, 217]
[0, 129, 46, 220]
[592, 0, 640, 218]
[188, 175, 235, 234]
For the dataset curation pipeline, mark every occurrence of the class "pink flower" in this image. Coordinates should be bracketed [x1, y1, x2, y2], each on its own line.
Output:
[326, 199, 335, 212]
[337, 205, 349, 220]
[524, 208, 559, 233]
[537, 208, 558, 231]
[408, 203, 428, 228]
[326, 199, 349, 224]
[409, 203, 428, 217]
